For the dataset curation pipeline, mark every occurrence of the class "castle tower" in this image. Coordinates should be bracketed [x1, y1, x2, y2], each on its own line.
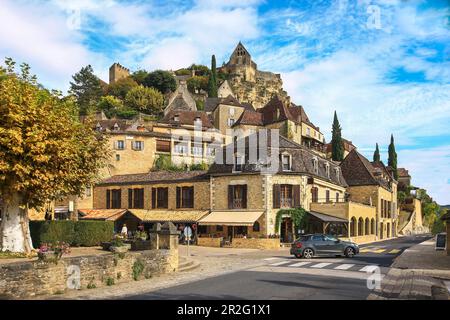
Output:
[223, 42, 257, 82]
[109, 63, 130, 84]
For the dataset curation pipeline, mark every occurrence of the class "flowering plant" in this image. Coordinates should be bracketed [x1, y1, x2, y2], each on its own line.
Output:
[37, 242, 71, 262]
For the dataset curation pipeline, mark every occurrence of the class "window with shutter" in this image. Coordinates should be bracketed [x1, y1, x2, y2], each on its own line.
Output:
[176, 187, 181, 209]
[151, 188, 156, 209]
[228, 185, 234, 209]
[293, 185, 301, 207]
[156, 140, 171, 153]
[133, 189, 144, 209]
[106, 190, 111, 209]
[128, 189, 133, 208]
[273, 184, 281, 209]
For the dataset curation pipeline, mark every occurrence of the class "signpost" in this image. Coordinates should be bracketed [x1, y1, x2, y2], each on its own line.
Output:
[436, 232, 446, 251]
[184, 226, 193, 257]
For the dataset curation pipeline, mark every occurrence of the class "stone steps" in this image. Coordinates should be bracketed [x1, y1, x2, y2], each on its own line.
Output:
[178, 258, 201, 272]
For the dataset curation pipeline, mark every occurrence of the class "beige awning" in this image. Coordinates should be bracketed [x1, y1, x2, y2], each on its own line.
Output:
[199, 211, 264, 226]
[129, 209, 209, 223]
[79, 209, 128, 221]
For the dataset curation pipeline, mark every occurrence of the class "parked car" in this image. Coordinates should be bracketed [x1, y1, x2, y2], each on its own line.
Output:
[290, 234, 359, 259]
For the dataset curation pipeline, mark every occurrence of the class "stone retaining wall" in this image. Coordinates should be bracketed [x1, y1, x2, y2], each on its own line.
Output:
[198, 237, 223, 248]
[0, 249, 178, 299]
[231, 238, 280, 250]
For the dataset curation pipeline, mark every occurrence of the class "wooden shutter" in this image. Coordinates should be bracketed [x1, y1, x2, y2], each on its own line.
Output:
[106, 190, 111, 209]
[128, 189, 133, 208]
[242, 185, 248, 209]
[151, 188, 156, 209]
[228, 185, 234, 209]
[176, 187, 181, 209]
[293, 185, 301, 208]
[273, 184, 280, 209]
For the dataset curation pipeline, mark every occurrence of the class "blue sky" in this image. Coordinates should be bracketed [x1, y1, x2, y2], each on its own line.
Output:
[1, 0, 449, 204]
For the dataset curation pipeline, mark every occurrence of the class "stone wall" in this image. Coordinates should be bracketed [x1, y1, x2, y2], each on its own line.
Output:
[231, 238, 280, 250]
[197, 237, 223, 248]
[0, 249, 178, 299]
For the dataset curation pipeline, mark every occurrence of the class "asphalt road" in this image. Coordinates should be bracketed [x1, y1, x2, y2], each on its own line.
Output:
[127, 235, 431, 300]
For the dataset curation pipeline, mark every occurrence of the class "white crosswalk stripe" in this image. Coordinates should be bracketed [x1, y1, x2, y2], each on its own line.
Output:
[334, 264, 355, 270]
[359, 265, 379, 272]
[270, 261, 292, 266]
[263, 257, 280, 261]
[288, 262, 312, 267]
[311, 263, 332, 268]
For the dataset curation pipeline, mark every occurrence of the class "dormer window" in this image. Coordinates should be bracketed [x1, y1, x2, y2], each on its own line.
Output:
[194, 117, 202, 125]
[113, 123, 120, 131]
[281, 154, 291, 171]
[173, 115, 180, 122]
[325, 163, 330, 178]
[229, 108, 235, 116]
[312, 158, 318, 174]
[335, 168, 340, 183]
[307, 127, 311, 137]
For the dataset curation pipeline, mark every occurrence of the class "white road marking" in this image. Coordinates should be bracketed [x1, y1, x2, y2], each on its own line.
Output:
[359, 265, 379, 272]
[288, 262, 312, 267]
[264, 257, 280, 261]
[334, 264, 355, 270]
[311, 263, 332, 268]
[270, 261, 292, 266]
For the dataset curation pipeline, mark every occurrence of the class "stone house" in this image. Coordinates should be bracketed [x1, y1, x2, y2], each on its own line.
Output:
[340, 149, 399, 240]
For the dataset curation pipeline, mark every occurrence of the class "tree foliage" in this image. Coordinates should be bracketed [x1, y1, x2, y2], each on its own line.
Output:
[143, 70, 176, 94]
[331, 111, 344, 161]
[131, 70, 149, 86]
[69, 65, 103, 115]
[124, 85, 164, 115]
[187, 75, 209, 93]
[388, 134, 398, 179]
[0, 58, 109, 209]
[207, 55, 218, 98]
[373, 143, 380, 162]
[275, 208, 309, 234]
[105, 77, 138, 100]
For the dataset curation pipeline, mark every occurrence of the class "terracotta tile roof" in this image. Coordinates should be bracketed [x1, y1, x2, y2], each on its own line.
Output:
[234, 110, 264, 126]
[160, 111, 214, 128]
[78, 209, 128, 221]
[397, 168, 410, 178]
[129, 209, 209, 223]
[288, 103, 319, 130]
[208, 134, 347, 187]
[325, 138, 356, 153]
[204, 95, 253, 113]
[98, 170, 209, 186]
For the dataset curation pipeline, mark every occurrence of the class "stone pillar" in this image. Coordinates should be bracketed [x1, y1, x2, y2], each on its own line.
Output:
[158, 222, 180, 250]
[149, 223, 161, 250]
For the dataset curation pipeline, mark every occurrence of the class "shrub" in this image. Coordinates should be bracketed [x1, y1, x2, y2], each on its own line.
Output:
[30, 221, 114, 247]
[132, 259, 145, 281]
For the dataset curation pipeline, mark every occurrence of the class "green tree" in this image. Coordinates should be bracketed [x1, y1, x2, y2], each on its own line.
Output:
[373, 143, 381, 162]
[105, 77, 138, 100]
[125, 85, 164, 115]
[331, 111, 344, 161]
[388, 134, 398, 179]
[97, 95, 124, 118]
[144, 70, 176, 94]
[207, 55, 218, 98]
[69, 65, 103, 115]
[131, 70, 149, 86]
[189, 64, 210, 76]
[187, 75, 209, 93]
[0, 59, 109, 253]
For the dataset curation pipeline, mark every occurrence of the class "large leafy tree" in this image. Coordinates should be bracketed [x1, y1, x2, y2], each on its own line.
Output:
[131, 70, 149, 86]
[331, 111, 344, 161]
[207, 55, 218, 98]
[143, 70, 176, 94]
[69, 65, 103, 115]
[373, 143, 381, 162]
[105, 77, 138, 100]
[0, 59, 109, 253]
[388, 134, 398, 179]
[125, 85, 164, 115]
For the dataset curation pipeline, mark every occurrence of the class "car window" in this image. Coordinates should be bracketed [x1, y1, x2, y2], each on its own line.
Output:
[324, 235, 338, 241]
[296, 236, 310, 242]
[311, 235, 324, 241]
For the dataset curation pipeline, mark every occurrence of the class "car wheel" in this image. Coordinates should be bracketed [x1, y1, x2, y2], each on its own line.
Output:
[303, 248, 314, 259]
[294, 253, 302, 259]
[345, 247, 355, 258]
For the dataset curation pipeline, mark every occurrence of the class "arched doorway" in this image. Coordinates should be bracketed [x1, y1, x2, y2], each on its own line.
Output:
[358, 217, 364, 236]
[371, 218, 375, 235]
[280, 217, 294, 243]
[386, 222, 391, 238]
[365, 218, 370, 236]
[350, 217, 357, 237]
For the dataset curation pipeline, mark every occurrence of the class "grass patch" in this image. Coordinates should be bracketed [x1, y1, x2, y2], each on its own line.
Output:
[0, 251, 34, 259]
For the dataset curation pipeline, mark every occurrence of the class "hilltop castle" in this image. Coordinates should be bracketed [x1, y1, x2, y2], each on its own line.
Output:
[220, 42, 288, 109]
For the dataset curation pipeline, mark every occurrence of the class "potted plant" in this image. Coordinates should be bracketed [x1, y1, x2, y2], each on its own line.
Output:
[134, 230, 148, 241]
[38, 242, 70, 263]
[131, 231, 152, 251]
[110, 235, 130, 253]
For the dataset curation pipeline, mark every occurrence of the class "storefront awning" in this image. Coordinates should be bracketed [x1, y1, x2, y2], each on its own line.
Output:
[199, 211, 263, 226]
[79, 209, 128, 221]
[309, 211, 348, 223]
[129, 209, 209, 224]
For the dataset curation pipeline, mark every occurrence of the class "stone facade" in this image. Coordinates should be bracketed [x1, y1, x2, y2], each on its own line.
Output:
[231, 238, 280, 250]
[109, 63, 130, 84]
[0, 249, 178, 299]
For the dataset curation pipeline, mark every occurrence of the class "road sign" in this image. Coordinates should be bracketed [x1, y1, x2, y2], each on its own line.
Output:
[436, 233, 446, 251]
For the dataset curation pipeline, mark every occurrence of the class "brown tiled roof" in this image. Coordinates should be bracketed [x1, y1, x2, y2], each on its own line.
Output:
[340, 150, 393, 189]
[98, 170, 209, 186]
[397, 168, 410, 178]
[234, 110, 264, 126]
[288, 104, 319, 130]
[208, 134, 347, 187]
[130, 209, 209, 223]
[325, 138, 356, 153]
[160, 111, 214, 128]
[204, 95, 253, 113]
[258, 95, 295, 124]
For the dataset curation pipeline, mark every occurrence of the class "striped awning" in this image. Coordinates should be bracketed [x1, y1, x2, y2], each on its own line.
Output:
[129, 209, 209, 223]
[199, 211, 263, 226]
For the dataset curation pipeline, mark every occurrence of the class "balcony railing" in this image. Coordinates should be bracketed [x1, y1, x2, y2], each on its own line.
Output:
[280, 198, 293, 208]
[232, 199, 243, 209]
[311, 197, 348, 204]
